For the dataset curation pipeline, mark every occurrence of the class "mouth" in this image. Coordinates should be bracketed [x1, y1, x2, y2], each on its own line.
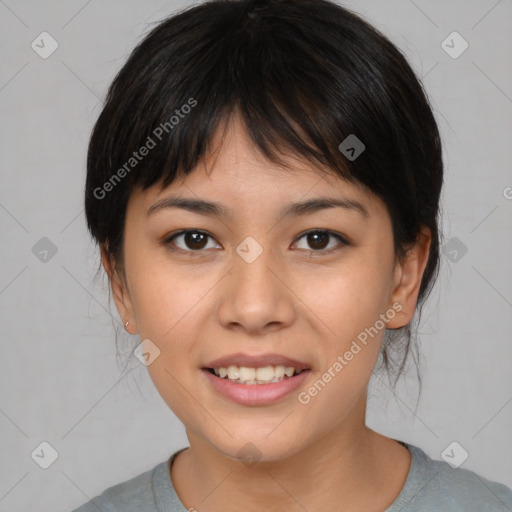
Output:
[205, 365, 307, 385]
[201, 355, 312, 405]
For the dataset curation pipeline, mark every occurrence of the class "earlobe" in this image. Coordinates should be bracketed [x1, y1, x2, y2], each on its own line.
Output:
[386, 227, 432, 329]
[100, 245, 138, 334]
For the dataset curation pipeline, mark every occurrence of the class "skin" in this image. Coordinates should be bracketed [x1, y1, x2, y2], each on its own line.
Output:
[102, 114, 431, 512]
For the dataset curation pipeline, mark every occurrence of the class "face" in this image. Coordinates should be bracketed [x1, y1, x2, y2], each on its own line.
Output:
[105, 115, 430, 463]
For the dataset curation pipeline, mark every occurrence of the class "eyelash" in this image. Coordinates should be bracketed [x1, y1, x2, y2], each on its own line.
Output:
[163, 229, 349, 255]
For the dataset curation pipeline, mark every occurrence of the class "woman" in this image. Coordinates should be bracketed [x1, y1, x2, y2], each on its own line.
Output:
[74, 0, 512, 510]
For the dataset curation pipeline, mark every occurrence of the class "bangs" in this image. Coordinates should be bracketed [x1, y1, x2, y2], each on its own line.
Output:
[87, 0, 412, 201]
[85, 0, 444, 385]
[86, 0, 441, 278]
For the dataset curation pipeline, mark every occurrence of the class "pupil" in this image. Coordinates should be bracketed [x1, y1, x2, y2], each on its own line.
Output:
[308, 232, 328, 250]
[186, 232, 207, 250]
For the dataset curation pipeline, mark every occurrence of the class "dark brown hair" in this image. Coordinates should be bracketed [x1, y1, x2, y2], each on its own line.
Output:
[84, 0, 444, 389]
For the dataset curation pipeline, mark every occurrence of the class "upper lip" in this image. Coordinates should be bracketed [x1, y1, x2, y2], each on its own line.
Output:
[204, 352, 310, 370]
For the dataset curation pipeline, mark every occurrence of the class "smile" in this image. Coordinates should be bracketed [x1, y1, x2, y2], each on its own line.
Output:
[208, 364, 304, 385]
[202, 366, 311, 405]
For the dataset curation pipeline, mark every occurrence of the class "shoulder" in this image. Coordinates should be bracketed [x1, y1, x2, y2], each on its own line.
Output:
[395, 443, 512, 511]
[70, 460, 167, 512]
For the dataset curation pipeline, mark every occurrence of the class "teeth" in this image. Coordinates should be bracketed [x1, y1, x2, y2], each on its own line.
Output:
[212, 364, 304, 384]
[239, 367, 256, 381]
[227, 365, 239, 380]
[275, 365, 285, 379]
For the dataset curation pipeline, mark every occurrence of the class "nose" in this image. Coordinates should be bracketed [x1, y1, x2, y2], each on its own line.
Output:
[216, 243, 296, 335]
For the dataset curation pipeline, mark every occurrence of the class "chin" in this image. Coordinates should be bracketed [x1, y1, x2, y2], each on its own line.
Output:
[195, 421, 312, 465]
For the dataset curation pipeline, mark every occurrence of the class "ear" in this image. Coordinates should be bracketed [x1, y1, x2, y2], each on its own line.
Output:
[100, 245, 138, 334]
[386, 226, 432, 329]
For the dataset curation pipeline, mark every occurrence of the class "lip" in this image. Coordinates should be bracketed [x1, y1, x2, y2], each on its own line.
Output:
[202, 368, 311, 406]
[203, 352, 310, 370]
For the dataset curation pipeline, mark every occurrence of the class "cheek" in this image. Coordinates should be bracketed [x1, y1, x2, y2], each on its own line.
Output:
[295, 266, 391, 429]
[128, 258, 212, 340]
[132, 270, 205, 420]
[302, 256, 394, 344]
[126, 259, 211, 401]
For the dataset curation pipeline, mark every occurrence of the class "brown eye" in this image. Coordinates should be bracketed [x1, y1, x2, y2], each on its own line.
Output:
[307, 232, 329, 250]
[165, 230, 219, 252]
[294, 230, 348, 252]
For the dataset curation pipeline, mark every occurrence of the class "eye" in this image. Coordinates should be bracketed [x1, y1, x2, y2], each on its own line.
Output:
[293, 230, 348, 252]
[163, 229, 348, 254]
[164, 230, 220, 252]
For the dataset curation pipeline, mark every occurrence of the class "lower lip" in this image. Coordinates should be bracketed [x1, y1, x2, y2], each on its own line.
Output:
[202, 369, 311, 406]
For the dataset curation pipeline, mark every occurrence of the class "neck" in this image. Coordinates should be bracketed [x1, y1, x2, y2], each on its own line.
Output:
[170, 396, 411, 512]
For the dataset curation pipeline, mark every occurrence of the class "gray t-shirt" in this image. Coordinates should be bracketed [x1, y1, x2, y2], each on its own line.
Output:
[72, 442, 512, 511]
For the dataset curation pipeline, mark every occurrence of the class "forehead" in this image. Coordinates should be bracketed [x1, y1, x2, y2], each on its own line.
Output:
[129, 114, 384, 219]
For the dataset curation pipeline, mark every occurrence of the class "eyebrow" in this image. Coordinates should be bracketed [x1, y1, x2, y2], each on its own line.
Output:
[146, 195, 370, 220]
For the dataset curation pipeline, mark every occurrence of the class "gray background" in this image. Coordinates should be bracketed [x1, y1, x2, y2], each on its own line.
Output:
[0, 0, 511, 510]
